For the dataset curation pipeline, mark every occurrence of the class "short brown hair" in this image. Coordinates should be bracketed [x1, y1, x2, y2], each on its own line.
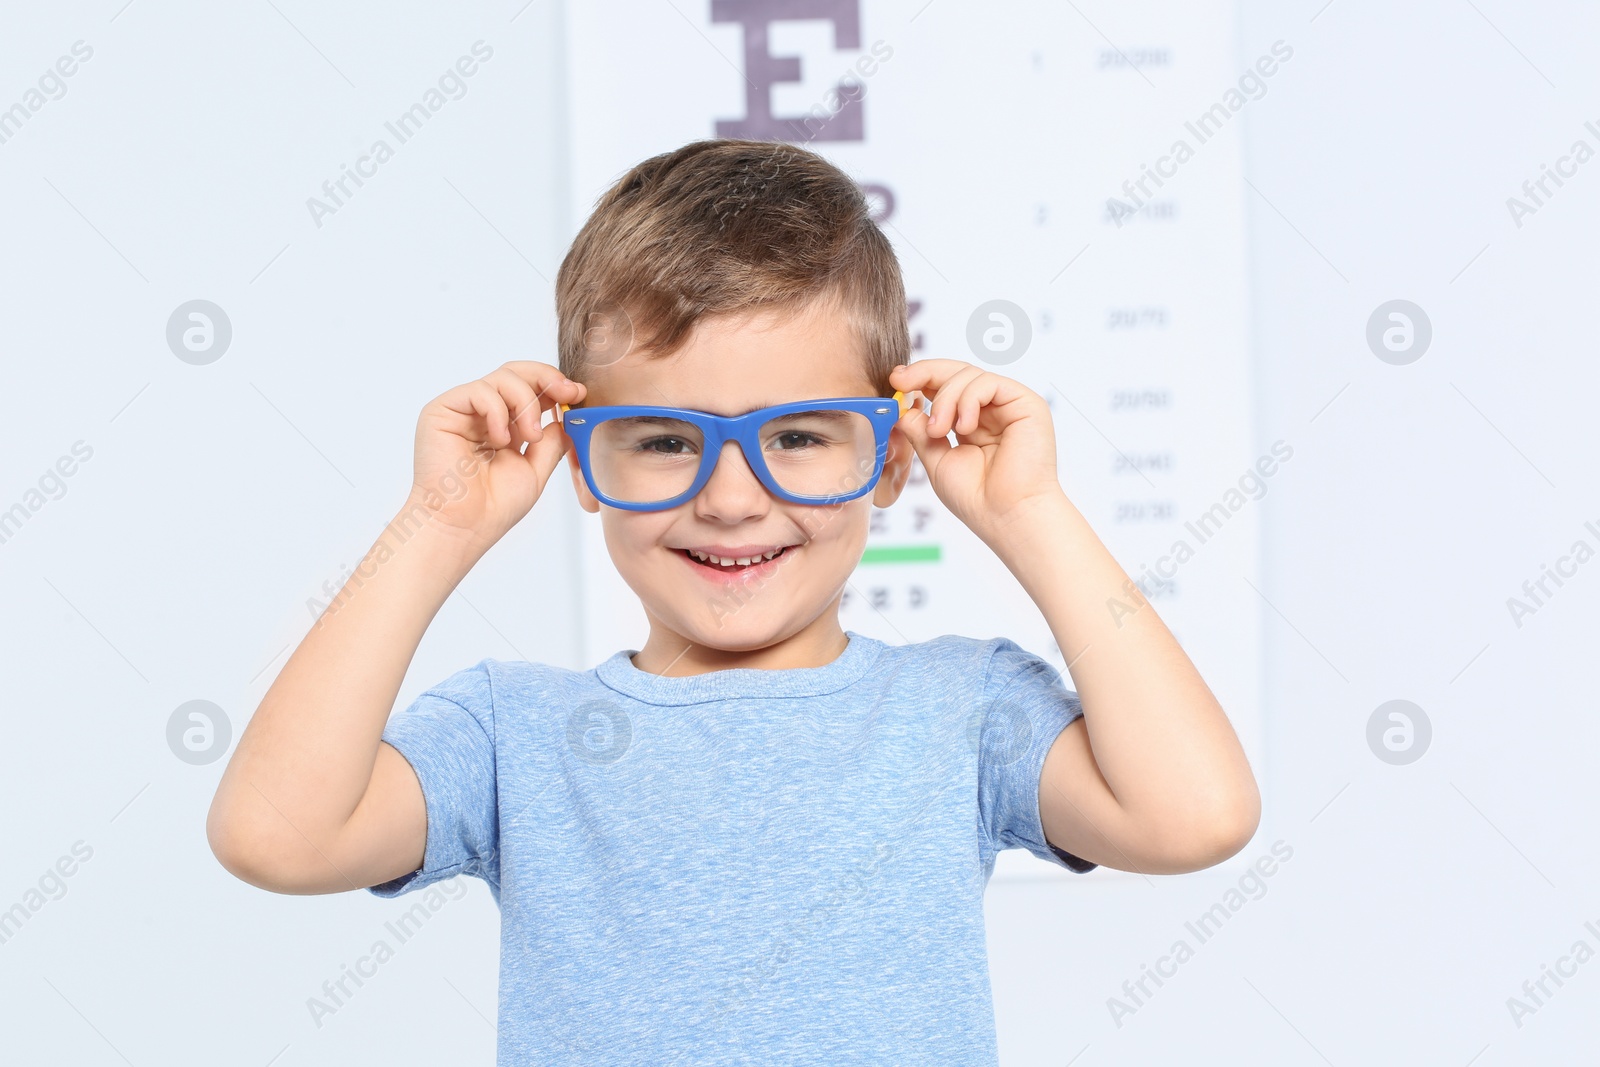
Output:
[555, 138, 908, 397]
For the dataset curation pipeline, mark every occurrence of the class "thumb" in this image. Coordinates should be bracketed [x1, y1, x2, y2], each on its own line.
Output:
[896, 404, 952, 481]
[521, 411, 572, 490]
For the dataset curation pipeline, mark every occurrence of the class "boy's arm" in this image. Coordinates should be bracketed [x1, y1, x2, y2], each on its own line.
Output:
[206, 514, 476, 894]
[997, 494, 1259, 875]
[889, 359, 1260, 876]
[206, 363, 585, 894]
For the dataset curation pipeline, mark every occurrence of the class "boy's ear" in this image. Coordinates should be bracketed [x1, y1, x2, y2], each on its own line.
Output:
[565, 446, 600, 513]
[872, 424, 915, 508]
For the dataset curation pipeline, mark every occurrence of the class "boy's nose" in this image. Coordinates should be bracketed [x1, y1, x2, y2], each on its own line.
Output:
[692, 441, 770, 522]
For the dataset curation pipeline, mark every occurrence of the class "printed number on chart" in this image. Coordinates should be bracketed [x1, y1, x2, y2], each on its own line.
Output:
[841, 584, 929, 612]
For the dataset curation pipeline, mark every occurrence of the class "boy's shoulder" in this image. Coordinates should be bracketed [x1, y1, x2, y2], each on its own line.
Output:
[874, 631, 1023, 663]
[868, 630, 1043, 659]
[824, 632, 1060, 709]
[876, 632, 1060, 689]
[402, 655, 597, 721]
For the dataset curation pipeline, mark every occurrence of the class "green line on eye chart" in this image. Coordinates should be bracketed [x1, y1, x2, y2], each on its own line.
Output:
[859, 545, 941, 564]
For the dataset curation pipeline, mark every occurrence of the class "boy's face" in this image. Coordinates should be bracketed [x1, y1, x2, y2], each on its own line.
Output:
[565, 298, 914, 654]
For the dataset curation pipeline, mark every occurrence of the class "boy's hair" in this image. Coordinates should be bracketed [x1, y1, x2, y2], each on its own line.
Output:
[555, 138, 908, 398]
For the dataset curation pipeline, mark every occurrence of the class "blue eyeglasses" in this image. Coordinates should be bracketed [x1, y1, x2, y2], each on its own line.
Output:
[559, 392, 908, 511]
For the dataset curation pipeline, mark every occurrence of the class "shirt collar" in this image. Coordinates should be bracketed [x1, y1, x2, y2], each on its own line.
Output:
[594, 630, 883, 705]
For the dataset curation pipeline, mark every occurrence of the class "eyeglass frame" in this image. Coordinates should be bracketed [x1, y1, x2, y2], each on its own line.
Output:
[558, 392, 910, 512]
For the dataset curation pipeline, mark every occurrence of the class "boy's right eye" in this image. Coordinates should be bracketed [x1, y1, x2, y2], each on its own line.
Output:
[639, 436, 697, 455]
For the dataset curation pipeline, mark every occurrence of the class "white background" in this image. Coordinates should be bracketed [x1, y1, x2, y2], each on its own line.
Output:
[0, 2, 1595, 1064]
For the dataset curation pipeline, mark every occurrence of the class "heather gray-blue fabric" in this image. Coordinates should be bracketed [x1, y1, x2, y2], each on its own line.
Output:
[369, 630, 1091, 1065]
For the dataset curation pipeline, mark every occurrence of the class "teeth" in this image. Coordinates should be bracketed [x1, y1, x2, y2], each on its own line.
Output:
[686, 547, 788, 565]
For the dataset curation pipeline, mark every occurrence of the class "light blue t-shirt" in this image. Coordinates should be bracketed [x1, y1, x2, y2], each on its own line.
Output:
[369, 630, 1092, 1065]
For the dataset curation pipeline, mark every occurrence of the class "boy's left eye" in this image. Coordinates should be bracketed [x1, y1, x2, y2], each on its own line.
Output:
[769, 432, 822, 450]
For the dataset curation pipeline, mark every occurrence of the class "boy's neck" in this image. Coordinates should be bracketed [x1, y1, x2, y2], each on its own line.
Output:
[630, 615, 850, 677]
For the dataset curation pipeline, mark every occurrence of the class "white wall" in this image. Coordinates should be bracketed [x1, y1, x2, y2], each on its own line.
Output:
[988, 3, 1600, 1064]
[0, 2, 1593, 1064]
[0, 4, 573, 1062]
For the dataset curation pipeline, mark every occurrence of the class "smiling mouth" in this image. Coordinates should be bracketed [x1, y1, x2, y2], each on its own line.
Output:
[678, 546, 795, 571]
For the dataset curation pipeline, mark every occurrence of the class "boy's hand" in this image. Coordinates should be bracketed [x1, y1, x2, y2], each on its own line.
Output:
[889, 358, 1063, 538]
[410, 361, 586, 553]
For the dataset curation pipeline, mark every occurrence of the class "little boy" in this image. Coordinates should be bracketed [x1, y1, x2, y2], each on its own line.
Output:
[207, 139, 1259, 1064]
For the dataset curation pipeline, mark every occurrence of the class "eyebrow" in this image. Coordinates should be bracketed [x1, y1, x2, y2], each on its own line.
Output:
[732, 398, 874, 416]
[764, 409, 854, 423]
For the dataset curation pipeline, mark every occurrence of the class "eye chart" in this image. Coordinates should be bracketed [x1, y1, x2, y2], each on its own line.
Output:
[562, 1, 1263, 880]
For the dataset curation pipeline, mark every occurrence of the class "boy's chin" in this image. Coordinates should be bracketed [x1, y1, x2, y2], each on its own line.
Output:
[653, 600, 829, 654]
[675, 610, 796, 650]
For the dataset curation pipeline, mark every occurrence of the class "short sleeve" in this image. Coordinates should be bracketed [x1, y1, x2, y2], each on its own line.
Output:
[976, 638, 1096, 874]
[367, 662, 500, 897]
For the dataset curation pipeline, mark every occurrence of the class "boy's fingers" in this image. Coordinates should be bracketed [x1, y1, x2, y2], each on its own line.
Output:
[483, 367, 543, 447]
[519, 411, 571, 484]
[496, 361, 587, 414]
[436, 364, 587, 454]
[955, 375, 1000, 435]
[896, 405, 952, 477]
[924, 367, 984, 437]
[890, 357, 977, 397]
[448, 380, 511, 448]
